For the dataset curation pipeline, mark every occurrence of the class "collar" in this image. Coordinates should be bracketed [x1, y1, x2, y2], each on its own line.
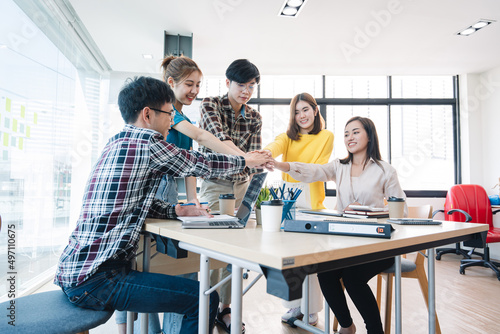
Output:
[222, 93, 247, 119]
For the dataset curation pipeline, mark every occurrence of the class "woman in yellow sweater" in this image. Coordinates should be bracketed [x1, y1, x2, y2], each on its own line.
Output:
[264, 92, 334, 210]
[264, 92, 333, 325]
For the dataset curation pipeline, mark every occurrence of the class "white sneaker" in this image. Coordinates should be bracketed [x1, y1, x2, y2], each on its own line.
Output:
[281, 307, 303, 322]
[307, 312, 318, 326]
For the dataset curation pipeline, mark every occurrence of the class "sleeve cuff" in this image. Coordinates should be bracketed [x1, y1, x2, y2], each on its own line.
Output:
[166, 204, 178, 219]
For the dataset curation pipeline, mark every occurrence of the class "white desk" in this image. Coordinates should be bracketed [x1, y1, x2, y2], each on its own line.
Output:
[142, 218, 487, 334]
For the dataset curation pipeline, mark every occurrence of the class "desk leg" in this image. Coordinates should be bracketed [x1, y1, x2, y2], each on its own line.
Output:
[231, 264, 243, 334]
[428, 248, 436, 334]
[141, 235, 151, 334]
[302, 275, 309, 324]
[199, 254, 210, 334]
[395, 255, 402, 334]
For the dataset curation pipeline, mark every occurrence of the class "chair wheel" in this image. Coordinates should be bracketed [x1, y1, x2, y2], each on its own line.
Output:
[459, 268, 465, 275]
[436, 254, 441, 260]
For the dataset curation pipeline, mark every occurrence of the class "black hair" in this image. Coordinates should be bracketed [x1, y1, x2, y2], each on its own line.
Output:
[118, 76, 175, 124]
[340, 116, 382, 167]
[225, 59, 260, 84]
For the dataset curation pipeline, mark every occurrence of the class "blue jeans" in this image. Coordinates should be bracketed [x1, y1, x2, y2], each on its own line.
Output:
[63, 260, 217, 334]
[156, 175, 178, 204]
[115, 272, 199, 334]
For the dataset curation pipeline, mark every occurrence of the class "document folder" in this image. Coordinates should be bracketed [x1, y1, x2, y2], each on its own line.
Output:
[283, 219, 394, 239]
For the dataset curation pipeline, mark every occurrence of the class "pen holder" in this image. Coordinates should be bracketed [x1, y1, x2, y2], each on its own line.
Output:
[281, 200, 296, 226]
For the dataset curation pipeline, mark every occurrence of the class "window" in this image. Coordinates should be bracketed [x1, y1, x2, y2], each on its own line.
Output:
[217, 75, 459, 196]
[260, 75, 323, 98]
[0, 0, 104, 300]
[390, 105, 455, 191]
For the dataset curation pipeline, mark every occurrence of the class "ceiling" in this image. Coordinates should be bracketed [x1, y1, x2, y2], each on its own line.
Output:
[68, 0, 500, 76]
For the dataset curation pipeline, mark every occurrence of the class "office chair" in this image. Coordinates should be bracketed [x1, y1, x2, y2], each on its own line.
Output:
[441, 184, 500, 280]
[434, 186, 484, 260]
[375, 205, 441, 334]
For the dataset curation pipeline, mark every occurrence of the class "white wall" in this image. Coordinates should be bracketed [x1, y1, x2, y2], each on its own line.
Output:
[459, 69, 500, 259]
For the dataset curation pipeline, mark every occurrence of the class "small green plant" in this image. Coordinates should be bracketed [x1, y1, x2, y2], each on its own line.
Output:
[256, 184, 272, 209]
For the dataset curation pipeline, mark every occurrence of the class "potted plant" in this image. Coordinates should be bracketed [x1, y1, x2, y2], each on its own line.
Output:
[255, 184, 272, 225]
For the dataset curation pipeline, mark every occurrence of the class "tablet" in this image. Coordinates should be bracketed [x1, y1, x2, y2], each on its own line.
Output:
[387, 218, 442, 225]
[298, 209, 344, 217]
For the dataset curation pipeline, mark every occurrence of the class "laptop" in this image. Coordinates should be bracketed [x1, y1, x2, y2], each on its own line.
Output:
[179, 172, 267, 229]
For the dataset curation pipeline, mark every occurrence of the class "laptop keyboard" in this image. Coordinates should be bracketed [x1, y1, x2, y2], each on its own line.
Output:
[209, 221, 240, 226]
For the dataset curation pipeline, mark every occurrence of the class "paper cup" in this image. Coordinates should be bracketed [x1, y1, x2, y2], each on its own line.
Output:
[219, 194, 236, 215]
[260, 200, 283, 232]
[387, 196, 405, 218]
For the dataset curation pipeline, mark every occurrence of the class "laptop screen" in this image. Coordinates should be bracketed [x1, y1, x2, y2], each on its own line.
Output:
[236, 172, 267, 225]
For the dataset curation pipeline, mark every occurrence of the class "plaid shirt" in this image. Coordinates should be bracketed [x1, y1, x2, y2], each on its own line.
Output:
[199, 94, 262, 182]
[54, 124, 245, 287]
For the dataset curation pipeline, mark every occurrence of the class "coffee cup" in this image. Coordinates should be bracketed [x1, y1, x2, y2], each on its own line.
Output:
[219, 194, 236, 215]
[387, 196, 405, 218]
[260, 199, 284, 232]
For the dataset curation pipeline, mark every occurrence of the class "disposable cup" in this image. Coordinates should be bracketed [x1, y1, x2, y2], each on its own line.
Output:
[219, 194, 236, 215]
[388, 196, 405, 218]
[261, 200, 283, 232]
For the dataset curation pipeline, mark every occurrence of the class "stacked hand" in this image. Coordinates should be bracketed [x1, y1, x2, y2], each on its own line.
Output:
[244, 150, 275, 170]
[247, 150, 291, 172]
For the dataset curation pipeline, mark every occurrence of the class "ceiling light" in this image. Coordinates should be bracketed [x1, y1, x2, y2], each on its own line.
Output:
[279, 0, 307, 17]
[282, 6, 298, 16]
[142, 54, 153, 59]
[457, 19, 495, 36]
[459, 28, 476, 36]
[472, 21, 489, 29]
[287, 0, 303, 6]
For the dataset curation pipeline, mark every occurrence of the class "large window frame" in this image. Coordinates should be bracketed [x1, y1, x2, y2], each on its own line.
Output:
[247, 75, 460, 198]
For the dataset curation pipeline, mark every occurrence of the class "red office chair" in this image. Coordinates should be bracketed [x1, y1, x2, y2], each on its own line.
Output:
[439, 184, 500, 280]
[435, 186, 483, 260]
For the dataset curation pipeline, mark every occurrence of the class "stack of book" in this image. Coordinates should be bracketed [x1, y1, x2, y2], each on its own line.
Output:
[343, 205, 389, 219]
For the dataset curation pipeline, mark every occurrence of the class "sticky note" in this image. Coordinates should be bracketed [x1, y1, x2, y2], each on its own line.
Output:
[3, 133, 8, 147]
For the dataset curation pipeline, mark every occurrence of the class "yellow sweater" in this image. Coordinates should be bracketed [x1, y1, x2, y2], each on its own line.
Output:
[264, 130, 334, 209]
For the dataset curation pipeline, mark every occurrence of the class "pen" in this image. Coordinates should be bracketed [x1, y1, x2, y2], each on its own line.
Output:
[180, 202, 208, 206]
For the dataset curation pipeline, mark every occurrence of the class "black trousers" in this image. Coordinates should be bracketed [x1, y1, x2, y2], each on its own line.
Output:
[317, 257, 394, 334]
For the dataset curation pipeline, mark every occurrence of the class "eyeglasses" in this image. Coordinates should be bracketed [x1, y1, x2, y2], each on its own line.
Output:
[234, 82, 257, 92]
[149, 107, 175, 117]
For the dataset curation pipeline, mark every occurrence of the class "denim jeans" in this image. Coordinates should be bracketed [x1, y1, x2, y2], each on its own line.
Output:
[115, 272, 199, 334]
[63, 260, 218, 334]
[156, 174, 178, 204]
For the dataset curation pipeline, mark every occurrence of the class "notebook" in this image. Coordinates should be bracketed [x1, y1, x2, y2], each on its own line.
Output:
[387, 218, 442, 225]
[180, 172, 267, 229]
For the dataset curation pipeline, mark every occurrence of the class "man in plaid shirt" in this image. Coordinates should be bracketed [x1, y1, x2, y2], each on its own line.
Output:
[199, 59, 262, 211]
[198, 59, 261, 333]
[53, 76, 271, 334]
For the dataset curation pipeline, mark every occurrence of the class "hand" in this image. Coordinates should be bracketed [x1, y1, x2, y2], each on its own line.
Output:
[244, 151, 274, 168]
[264, 161, 275, 172]
[186, 198, 201, 207]
[175, 204, 213, 217]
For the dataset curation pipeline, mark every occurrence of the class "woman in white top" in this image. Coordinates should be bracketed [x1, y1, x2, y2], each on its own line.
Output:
[273, 116, 406, 334]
